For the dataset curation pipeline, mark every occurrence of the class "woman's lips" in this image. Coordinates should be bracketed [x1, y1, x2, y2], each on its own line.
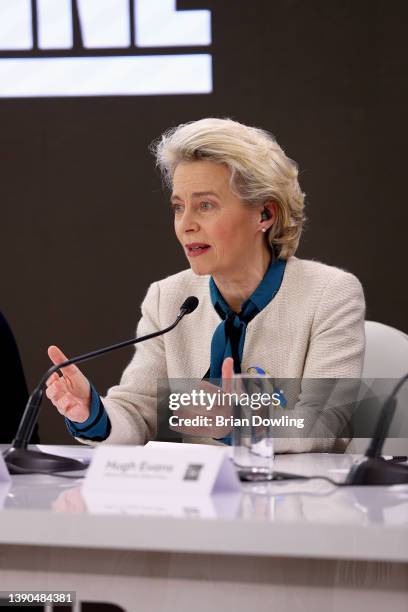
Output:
[185, 243, 211, 257]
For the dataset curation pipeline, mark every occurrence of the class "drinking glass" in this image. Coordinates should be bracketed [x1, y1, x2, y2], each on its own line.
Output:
[230, 374, 275, 481]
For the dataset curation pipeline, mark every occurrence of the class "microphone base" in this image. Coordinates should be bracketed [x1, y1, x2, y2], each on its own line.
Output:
[346, 457, 408, 486]
[3, 447, 87, 475]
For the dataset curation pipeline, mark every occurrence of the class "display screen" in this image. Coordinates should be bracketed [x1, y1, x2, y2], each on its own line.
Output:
[0, 0, 213, 96]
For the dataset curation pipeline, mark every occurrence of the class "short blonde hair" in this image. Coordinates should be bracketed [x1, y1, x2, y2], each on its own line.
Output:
[151, 117, 305, 259]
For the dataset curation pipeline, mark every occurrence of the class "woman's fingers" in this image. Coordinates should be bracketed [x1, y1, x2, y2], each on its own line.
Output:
[46, 372, 60, 387]
[47, 345, 81, 379]
[46, 382, 74, 408]
[45, 378, 68, 403]
[222, 357, 234, 394]
[46, 379, 87, 416]
[48, 344, 69, 364]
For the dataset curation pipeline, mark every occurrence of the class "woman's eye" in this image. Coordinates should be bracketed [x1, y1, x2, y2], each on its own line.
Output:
[172, 204, 183, 213]
[200, 201, 213, 210]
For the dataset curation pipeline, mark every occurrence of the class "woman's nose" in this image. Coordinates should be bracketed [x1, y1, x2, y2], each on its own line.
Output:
[179, 210, 200, 232]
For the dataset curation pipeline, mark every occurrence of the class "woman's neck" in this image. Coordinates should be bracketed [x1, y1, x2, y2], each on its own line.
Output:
[213, 247, 272, 313]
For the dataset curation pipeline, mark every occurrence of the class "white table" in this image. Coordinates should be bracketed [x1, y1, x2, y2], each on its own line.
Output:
[0, 446, 407, 612]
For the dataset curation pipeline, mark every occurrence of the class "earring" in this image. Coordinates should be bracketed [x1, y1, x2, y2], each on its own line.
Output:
[262, 228, 267, 233]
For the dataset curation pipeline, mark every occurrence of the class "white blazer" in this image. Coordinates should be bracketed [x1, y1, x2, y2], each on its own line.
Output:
[80, 256, 366, 452]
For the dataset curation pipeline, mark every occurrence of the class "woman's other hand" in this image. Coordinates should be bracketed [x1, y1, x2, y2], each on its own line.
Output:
[169, 357, 235, 439]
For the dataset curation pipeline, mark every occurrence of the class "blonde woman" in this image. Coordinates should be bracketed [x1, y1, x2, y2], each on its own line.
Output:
[46, 118, 365, 452]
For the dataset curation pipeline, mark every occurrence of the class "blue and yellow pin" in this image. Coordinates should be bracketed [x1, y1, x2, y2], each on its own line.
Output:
[246, 366, 287, 407]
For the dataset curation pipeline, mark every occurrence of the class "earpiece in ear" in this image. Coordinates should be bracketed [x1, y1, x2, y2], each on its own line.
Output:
[261, 208, 272, 221]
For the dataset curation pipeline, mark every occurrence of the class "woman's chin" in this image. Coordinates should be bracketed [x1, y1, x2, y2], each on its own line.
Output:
[189, 260, 214, 276]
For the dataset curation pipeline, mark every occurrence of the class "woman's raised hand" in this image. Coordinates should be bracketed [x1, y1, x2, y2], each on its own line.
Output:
[169, 357, 235, 438]
[45, 345, 91, 423]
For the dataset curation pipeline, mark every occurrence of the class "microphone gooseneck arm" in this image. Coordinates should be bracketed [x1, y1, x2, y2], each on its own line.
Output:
[365, 373, 408, 459]
[10, 296, 199, 457]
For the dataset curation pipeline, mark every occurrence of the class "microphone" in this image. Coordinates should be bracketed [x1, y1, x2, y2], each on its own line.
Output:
[4, 296, 199, 475]
[345, 373, 408, 485]
[179, 296, 199, 315]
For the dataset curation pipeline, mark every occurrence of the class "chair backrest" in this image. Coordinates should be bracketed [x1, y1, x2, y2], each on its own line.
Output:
[363, 321, 408, 378]
[350, 321, 408, 455]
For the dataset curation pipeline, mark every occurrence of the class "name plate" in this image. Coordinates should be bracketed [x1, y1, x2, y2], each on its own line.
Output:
[82, 444, 241, 497]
